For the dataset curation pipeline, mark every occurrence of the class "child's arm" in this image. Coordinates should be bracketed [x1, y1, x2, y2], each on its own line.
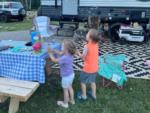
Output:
[53, 49, 64, 55]
[48, 48, 59, 63]
[49, 53, 59, 63]
[77, 45, 88, 60]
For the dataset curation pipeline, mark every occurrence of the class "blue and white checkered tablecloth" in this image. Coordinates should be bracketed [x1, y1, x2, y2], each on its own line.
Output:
[0, 40, 49, 83]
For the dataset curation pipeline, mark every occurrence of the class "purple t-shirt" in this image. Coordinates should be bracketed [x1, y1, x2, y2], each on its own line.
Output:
[58, 54, 74, 77]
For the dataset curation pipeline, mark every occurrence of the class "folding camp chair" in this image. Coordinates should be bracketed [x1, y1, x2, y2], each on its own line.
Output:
[98, 54, 128, 89]
[32, 16, 59, 38]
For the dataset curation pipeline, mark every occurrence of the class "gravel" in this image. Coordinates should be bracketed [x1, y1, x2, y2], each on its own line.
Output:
[0, 30, 30, 41]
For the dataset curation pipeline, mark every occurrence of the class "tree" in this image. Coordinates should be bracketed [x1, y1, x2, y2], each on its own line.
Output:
[19, 0, 40, 10]
[19, 0, 29, 10]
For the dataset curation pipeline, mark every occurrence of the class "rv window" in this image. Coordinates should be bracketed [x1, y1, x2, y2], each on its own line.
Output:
[41, 0, 61, 6]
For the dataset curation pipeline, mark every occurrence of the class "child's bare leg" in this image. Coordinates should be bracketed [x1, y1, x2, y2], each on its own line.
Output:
[63, 88, 69, 104]
[57, 88, 69, 108]
[91, 82, 96, 98]
[81, 83, 87, 97]
[68, 86, 75, 104]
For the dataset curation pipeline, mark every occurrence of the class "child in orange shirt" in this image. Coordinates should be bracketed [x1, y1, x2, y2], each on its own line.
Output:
[77, 29, 100, 101]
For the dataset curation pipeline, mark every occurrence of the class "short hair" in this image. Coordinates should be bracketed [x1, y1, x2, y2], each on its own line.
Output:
[88, 29, 100, 43]
[64, 39, 76, 55]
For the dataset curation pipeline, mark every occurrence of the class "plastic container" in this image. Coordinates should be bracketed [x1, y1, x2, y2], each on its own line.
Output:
[30, 31, 40, 44]
[48, 41, 62, 58]
[49, 42, 61, 51]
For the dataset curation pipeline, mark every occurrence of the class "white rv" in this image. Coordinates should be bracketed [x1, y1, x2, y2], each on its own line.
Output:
[38, 0, 150, 42]
[38, 0, 150, 23]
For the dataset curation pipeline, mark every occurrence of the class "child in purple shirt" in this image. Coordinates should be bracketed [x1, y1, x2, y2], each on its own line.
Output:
[48, 39, 76, 108]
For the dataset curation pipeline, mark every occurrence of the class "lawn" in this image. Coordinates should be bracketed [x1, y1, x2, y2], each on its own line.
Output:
[0, 17, 149, 113]
[0, 71, 150, 113]
[0, 19, 60, 32]
[0, 19, 32, 32]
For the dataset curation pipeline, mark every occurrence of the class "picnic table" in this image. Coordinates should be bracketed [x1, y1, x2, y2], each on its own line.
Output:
[0, 40, 49, 83]
[0, 77, 39, 113]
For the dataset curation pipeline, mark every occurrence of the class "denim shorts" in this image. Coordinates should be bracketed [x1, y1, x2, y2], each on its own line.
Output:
[80, 71, 97, 84]
[61, 73, 75, 89]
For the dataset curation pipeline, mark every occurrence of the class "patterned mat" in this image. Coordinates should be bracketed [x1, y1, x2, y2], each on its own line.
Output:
[51, 38, 150, 80]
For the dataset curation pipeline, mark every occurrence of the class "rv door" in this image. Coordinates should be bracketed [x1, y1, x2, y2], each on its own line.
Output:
[62, 0, 78, 15]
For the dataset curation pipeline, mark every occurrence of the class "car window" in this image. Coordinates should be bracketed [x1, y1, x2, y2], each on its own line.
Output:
[0, 5, 2, 8]
[4, 5, 9, 8]
[11, 3, 23, 9]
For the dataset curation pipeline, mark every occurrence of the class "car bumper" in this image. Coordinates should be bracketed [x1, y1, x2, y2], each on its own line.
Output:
[119, 35, 144, 42]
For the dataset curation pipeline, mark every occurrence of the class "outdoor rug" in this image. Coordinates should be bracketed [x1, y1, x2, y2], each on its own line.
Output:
[51, 38, 150, 80]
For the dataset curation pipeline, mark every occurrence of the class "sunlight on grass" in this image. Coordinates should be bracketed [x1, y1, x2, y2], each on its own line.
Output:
[0, 19, 32, 32]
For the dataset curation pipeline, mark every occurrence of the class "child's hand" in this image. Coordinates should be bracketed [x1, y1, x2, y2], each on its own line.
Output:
[76, 49, 80, 55]
[48, 48, 53, 53]
[83, 41, 88, 46]
[76, 49, 82, 57]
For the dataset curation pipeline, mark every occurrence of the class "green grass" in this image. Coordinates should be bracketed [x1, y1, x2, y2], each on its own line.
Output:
[0, 19, 32, 32]
[0, 20, 149, 113]
[0, 72, 150, 113]
[0, 19, 60, 32]
[0, 19, 86, 32]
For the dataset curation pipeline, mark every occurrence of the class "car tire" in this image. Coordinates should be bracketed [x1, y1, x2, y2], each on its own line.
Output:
[144, 32, 149, 43]
[109, 23, 121, 42]
[18, 17, 24, 21]
[119, 38, 126, 45]
[1, 15, 9, 22]
[109, 28, 119, 42]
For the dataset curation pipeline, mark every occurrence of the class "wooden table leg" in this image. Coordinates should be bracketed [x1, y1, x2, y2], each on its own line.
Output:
[0, 96, 8, 103]
[9, 98, 20, 113]
[102, 78, 105, 87]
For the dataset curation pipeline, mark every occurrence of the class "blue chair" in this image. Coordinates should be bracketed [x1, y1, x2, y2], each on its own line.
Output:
[98, 54, 128, 89]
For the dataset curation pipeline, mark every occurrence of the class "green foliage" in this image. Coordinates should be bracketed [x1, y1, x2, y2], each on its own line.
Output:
[0, 19, 32, 32]
[31, 0, 40, 9]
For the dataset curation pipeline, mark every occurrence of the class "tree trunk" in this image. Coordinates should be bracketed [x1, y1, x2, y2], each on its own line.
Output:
[25, 0, 28, 10]
[29, 0, 32, 10]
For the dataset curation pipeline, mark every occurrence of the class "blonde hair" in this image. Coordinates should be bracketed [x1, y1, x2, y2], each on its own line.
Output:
[63, 39, 76, 55]
[88, 29, 100, 43]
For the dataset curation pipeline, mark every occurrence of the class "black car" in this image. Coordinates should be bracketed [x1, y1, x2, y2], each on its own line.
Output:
[0, 2, 26, 22]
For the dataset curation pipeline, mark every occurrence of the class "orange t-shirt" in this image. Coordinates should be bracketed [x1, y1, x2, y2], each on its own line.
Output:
[83, 42, 99, 73]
